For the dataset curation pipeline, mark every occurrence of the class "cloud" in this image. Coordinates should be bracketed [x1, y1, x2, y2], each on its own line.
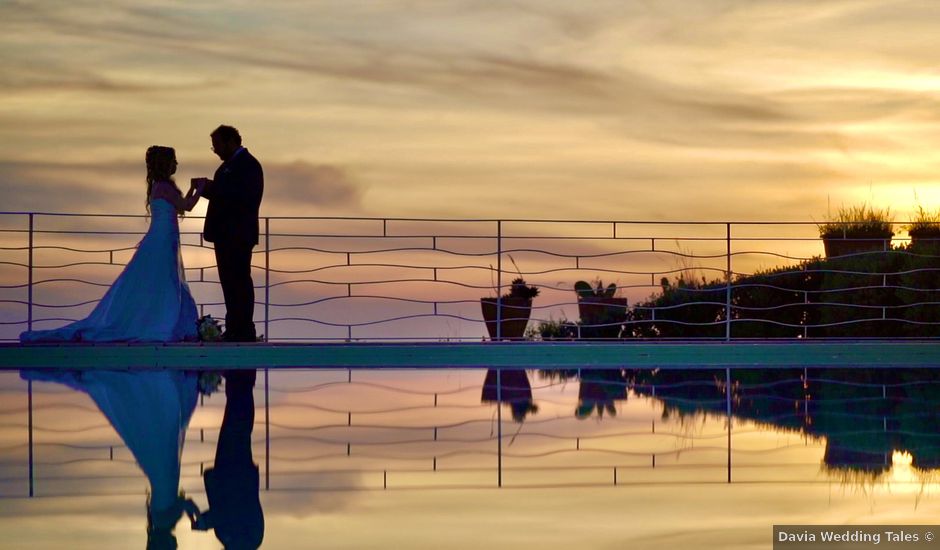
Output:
[0, 0, 795, 130]
[263, 162, 364, 213]
[0, 160, 141, 214]
[769, 87, 940, 125]
[0, 0, 938, 225]
[0, 65, 154, 94]
[0, 159, 364, 215]
[262, 480, 364, 517]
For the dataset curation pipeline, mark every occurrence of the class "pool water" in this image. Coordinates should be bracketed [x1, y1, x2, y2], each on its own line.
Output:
[1, 367, 939, 549]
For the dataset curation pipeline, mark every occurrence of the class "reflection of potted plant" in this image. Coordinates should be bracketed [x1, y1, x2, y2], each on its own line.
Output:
[481, 277, 539, 340]
[818, 203, 894, 258]
[574, 279, 628, 336]
[481, 369, 538, 422]
[904, 205, 940, 249]
[576, 369, 628, 419]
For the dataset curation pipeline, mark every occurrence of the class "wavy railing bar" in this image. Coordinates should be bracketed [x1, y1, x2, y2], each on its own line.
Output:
[5, 214, 940, 343]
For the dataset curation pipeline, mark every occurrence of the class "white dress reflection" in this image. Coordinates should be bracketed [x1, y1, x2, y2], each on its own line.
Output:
[22, 369, 198, 548]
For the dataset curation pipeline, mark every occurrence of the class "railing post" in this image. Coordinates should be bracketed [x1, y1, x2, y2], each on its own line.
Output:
[27, 213, 34, 333]
[264, 368, 270, 491]
[726, 366, 732, 483]
[496, 221, 502, 341]
[496, 367, 502, 487]
[264, 217, 270, 341]
[725, 223, 732, 341]
[28, 379, 33, 497]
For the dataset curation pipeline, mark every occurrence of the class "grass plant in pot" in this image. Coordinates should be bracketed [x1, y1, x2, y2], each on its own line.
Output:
[574, 279, 628, 338]
[818, 203, 894, 259]
[904, 205, 940, 250]
[899, 206, 940, 336]
[481, 277, 539, 340]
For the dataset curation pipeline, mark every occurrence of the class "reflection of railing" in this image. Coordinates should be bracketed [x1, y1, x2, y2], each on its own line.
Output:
[4, 367, 940, 498]
[2, 212, 939, 342]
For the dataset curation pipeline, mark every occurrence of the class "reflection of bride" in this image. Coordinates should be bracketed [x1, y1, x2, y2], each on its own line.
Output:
[23, 369, 199, 548]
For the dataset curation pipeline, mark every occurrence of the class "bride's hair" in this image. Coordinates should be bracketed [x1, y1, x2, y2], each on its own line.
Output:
[145, 146, 183, 216]
[146, 493, 182, 550]
[145, 490, 199, 550]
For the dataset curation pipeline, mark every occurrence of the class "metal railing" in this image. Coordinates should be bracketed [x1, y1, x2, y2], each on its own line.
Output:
[2, 212, 939, 342]
[3, 366, 939, 498]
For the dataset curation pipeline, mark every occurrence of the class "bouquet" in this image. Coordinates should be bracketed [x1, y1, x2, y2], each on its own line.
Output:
[198, 372, 223, 396]
[195, 316, 223, 395]
[196, 315, 223, 342]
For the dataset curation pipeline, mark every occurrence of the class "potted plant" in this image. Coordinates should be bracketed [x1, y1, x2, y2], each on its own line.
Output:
[818, 203, 894, 258]
[904, 205, 940, 249]
[525, 316, 577, 341]
[481, 277, 539, 340]
[574, 279, 628, 336]
[899, 206, 940, 336]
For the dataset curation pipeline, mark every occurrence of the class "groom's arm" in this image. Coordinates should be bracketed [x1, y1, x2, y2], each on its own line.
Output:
[199, 178, 217, 200]
[200, 161, 262, 205]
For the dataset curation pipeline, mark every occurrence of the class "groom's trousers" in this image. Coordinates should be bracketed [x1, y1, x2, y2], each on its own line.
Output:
[214, 242, 256, 341]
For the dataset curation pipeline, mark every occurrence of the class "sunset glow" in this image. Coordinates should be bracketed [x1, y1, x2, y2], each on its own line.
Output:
[2, 1, 940, 222]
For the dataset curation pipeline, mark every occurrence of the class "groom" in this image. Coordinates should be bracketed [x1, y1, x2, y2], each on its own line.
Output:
[199, 125, 264, 342]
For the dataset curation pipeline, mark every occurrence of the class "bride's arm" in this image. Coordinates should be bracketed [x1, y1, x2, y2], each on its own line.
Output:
[152, 182, 203, 212]
[181, 182, 202, 212]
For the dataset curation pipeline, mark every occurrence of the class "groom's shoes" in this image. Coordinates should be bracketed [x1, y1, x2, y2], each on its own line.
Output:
[223, 369, 257, 387]
[221, 328, 257, 342]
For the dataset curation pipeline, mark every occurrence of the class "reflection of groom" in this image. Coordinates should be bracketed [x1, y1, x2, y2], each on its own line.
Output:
[199, 125, 264, 342]
[192, 371, 264, 548]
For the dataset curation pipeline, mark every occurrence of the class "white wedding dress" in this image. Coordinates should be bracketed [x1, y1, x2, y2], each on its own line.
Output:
[21, 369, 198, 512]
[20, 198, 198, 343]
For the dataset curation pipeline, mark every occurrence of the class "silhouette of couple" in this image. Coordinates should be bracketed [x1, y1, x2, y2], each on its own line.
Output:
[19, 125, 266, 546]
[20, 124, 263, 344]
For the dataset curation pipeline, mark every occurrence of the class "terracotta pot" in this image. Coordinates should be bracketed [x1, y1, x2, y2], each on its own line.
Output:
[480, 297, 532, 340]
[822, 233, 892, 258]
[908, 228, 940, 250]
[577, 296, 628, 327]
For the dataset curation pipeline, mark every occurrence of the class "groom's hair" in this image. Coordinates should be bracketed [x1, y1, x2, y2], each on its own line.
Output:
[211, 125, 242, 146]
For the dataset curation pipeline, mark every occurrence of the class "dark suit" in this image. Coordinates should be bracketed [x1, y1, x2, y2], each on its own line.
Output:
[201, 370, 264, 548]
[203, 148, 264, 341]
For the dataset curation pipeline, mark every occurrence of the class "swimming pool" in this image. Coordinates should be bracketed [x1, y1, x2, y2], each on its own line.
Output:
[2, 366, 938, 549]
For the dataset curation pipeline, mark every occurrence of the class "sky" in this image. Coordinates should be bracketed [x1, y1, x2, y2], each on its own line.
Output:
[4, 0, 940, 221]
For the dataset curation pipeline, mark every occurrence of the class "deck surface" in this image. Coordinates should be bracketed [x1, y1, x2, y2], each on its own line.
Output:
[1, 340, 939, 370]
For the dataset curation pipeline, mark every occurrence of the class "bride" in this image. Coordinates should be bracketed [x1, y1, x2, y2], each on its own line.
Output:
[21, 146, 205, 343]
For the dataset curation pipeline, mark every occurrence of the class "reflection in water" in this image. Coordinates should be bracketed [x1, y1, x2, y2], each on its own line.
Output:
[191, 370, 264, 549]
[481, 369, 538, 422]
[19, 368, 265, 549]
[531, 366, 940, 477]
[575, 369, 629, 419]
[20, 369, 200, 548]
[537, 369, 630, 419]
[480, 367, 632, 421]
[10, 365, 940, 547]
[630, 367, 940, 475]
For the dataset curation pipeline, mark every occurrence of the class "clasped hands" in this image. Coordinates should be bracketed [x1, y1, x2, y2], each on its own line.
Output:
[181, 497, 213, 531]
[190, 177, 211, 193]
